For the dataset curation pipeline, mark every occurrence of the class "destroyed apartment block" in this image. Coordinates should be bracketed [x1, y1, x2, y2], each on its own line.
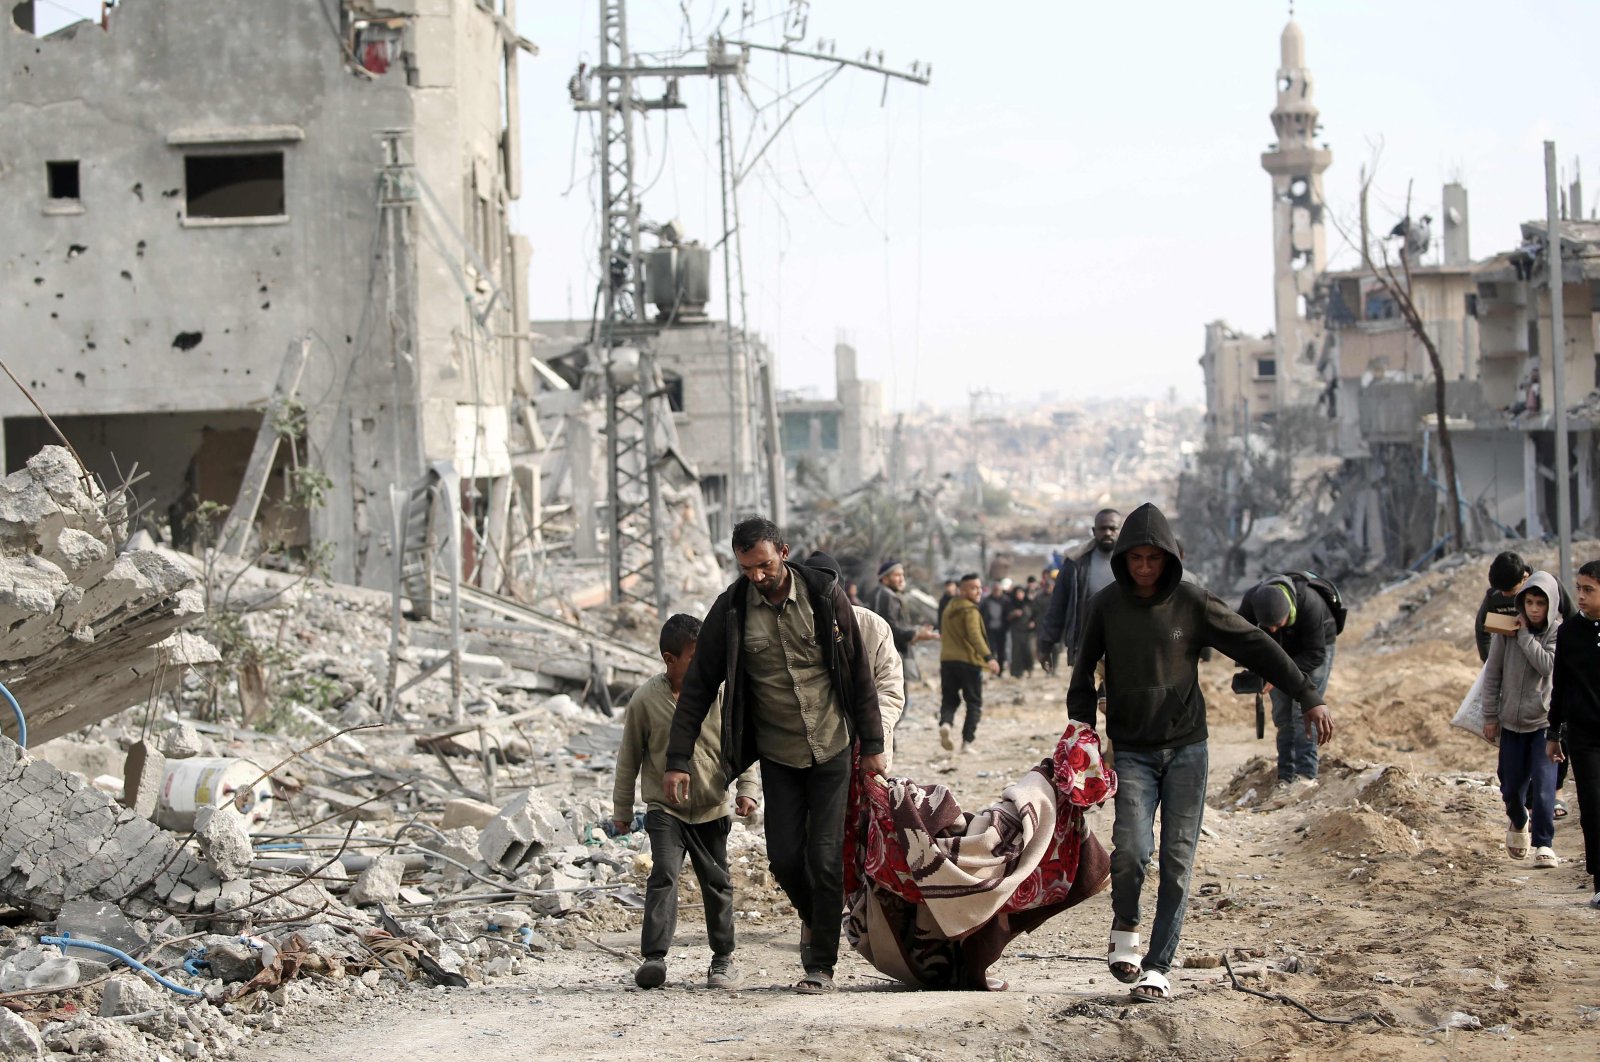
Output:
[0, 447, 217, 748]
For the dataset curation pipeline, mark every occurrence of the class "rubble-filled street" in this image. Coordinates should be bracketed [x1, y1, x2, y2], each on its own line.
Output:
[3, 487, 1596, 1059]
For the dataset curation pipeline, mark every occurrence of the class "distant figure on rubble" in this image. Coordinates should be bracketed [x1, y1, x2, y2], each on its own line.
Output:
[1006, 585, 1036, 678]
[1238, 571, 1343, 792]
[807, 553, 905, 771]
[612, 613, 758, 991]
[1039, 508, 1122, 670]
[1480, 571, 1563, 868]
[862, 558, 938, 743]
[981, 580, 1011, 675]
[1549, 560, 1600, 909]
[939, 573, 1000, 754]
[664, 517, 884, 994]
[1071, 503, 1333, 1002]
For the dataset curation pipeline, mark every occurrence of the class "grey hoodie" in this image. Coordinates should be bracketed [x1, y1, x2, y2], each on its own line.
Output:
[1481, 569, 1562, 734]
[1067, 503, 1321, 752]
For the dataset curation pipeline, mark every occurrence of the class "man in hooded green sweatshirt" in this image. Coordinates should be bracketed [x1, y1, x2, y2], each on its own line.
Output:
[1068, 503, 1334, 1002]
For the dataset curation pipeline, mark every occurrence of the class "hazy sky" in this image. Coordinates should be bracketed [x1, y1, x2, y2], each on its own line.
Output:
[39, 1, 1600, 409]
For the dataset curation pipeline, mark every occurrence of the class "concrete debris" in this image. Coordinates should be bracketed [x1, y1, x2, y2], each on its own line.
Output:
[347, 855, 406, 906]
[440, 797, 501, 831]
[199, 935, 262, 983]
[194, 804, 254, 881]
[98, 975, 164, 1018]
[0, 447, 217, 747]
[120, 738, 165, 820]
[0, 1008, 45, 1059]
[478, 787, 573, 874]
[0, 945, 79, 992]
[160, 721, 204, 759]
[54, 898, 149, 955]
[0, 737, 220, 918]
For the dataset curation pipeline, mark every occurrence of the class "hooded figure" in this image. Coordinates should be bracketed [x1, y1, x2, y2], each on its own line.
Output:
[1482, 569, 1563, 865]
[1239, 573, 1339, 786]
[1067, 503, 1333, 1003]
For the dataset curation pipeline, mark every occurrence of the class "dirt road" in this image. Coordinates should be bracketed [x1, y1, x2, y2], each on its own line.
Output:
[258, 613, 1600, 1061]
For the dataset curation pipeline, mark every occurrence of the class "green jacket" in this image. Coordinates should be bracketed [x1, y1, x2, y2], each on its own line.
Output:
[939, 595, 992, 668]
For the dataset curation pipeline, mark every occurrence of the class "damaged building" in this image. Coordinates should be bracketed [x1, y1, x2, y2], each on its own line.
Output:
[0, 0, 539, 591]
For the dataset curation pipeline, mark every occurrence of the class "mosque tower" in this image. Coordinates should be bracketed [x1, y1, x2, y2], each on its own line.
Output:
[1260, 16, 1332, 408]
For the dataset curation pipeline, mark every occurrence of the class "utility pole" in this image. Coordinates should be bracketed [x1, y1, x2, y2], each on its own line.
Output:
[1545, 141, 1572, 586]
[573, 3, 930, 597]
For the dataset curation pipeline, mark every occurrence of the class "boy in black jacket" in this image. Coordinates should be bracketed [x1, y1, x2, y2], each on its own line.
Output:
[1549, 559, 1600, 908]
[1068, 503, 1333, 1002]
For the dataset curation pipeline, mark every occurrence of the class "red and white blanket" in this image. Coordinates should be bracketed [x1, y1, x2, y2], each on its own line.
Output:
[843, 722, 1114, 990]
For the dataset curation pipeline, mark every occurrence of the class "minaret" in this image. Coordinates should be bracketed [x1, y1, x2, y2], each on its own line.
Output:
[1260, 16, 1332, 409]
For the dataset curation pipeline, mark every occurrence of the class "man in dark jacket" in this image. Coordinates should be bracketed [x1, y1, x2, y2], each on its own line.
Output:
[1069, 503, 1333, 1002]
[664, 517, 883, 994]
[1039, 508, 1121, 667]
[862, 559, 938, 711]
[1239, 573, 1339, 788]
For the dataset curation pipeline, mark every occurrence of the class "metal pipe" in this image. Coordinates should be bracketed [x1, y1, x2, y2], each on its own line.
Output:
[1545, 141, 1573, 586]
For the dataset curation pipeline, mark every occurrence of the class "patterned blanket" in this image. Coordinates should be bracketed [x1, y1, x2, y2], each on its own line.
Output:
[843, 722, 1114, 990]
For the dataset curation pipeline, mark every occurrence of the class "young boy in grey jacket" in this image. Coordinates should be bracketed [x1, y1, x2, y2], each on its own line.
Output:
[613, 614, 759, 990]
[1481, 569, 1563, 867]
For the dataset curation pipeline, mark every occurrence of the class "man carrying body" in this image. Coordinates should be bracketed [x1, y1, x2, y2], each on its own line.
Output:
[1069, 503, 1333, 1002]
[665, 517, 884, 994]
[1238, 574, 1339, 792]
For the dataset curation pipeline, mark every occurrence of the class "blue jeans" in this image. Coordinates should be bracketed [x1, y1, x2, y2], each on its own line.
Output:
[1270, 647, 1335, 782]
[1498, 726, 1557, 848]
[1110, 741, 1208, 974]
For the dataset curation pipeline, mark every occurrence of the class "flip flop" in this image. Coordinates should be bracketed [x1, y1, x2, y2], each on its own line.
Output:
[1108, 929, 1142, 984]
[1506, 827, 1530, 859]
[795, 971, 835, 994]
[1554, 800, 1568, 820]
[1130, 969, 1171, 1002]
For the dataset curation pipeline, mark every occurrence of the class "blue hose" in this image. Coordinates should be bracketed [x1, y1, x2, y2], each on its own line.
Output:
[41, 932, 204, 998]
[0, 680, 24, 748]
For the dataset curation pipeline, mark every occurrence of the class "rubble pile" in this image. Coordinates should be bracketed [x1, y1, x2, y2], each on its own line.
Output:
[0, 449, 712, 1061]
[0, 446, 218, 747]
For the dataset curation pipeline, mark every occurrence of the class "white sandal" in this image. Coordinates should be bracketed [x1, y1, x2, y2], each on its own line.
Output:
[1130, 968, 1171, 1002]
[1506, 827, 1530, 859]
[1532, 846, 1559, 869]
[1107, 929, 1142, 984]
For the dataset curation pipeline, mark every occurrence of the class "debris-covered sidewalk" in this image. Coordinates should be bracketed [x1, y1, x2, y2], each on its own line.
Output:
[0, 448, 695, 1061]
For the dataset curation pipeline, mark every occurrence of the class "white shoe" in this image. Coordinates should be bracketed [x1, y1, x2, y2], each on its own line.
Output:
[1532, 846, 1559, 869]
[939, 724, 954, 751]
[960, 740, 976, 755]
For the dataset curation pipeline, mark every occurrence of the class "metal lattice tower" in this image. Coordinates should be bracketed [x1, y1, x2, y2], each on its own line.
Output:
[594, 0, 668, 615]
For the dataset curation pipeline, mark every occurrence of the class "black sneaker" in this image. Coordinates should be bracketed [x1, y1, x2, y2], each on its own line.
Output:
[634, 957, 667, 988]
[707, 955, 744, 990]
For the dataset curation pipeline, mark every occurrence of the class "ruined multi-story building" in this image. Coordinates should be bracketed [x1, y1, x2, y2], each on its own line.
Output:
[0, 0, 536, 589]
[778, 341, 887, 497]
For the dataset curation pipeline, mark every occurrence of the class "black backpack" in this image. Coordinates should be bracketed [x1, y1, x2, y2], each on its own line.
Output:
[1287, 570, 1348, 636]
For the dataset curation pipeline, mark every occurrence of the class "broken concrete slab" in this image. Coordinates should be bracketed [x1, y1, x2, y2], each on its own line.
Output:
[199, 935, 260, 983]
[54, 898, 149, 955]
[0, 448, 217, 747]
[99, 975, 165, 1019]
[0, 736, 220, 918]
[120, 739, 165, 820]
[194, 804, 253, 881]
[478, 787, 572, 874]
[347, 856, 405, 906]
[440, 797, 500, 831]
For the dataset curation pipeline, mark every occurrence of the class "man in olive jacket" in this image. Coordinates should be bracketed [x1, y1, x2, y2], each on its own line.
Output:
[665, 517, 883, 994]
[1069, 502, 1333, 1002]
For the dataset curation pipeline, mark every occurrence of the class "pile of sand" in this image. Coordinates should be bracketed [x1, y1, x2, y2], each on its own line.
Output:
[1302, 806, 1421, 858]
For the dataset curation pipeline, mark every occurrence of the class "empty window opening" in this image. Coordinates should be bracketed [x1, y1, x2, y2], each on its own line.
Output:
[1256, 358, 1277, 379]
[185, 153, 284, 219]
[47, 160, 80, 200]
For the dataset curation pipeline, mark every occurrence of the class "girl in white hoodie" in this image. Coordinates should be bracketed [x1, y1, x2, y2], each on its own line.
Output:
[1482, 570, 1563, 867]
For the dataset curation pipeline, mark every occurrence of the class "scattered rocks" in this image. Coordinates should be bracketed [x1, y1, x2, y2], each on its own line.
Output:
[348, 855, 406, 906]
[195, 804, 254, 881]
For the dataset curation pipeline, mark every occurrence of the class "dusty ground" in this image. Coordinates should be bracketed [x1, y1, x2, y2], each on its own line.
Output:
[256, 571, 1600, 1061]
